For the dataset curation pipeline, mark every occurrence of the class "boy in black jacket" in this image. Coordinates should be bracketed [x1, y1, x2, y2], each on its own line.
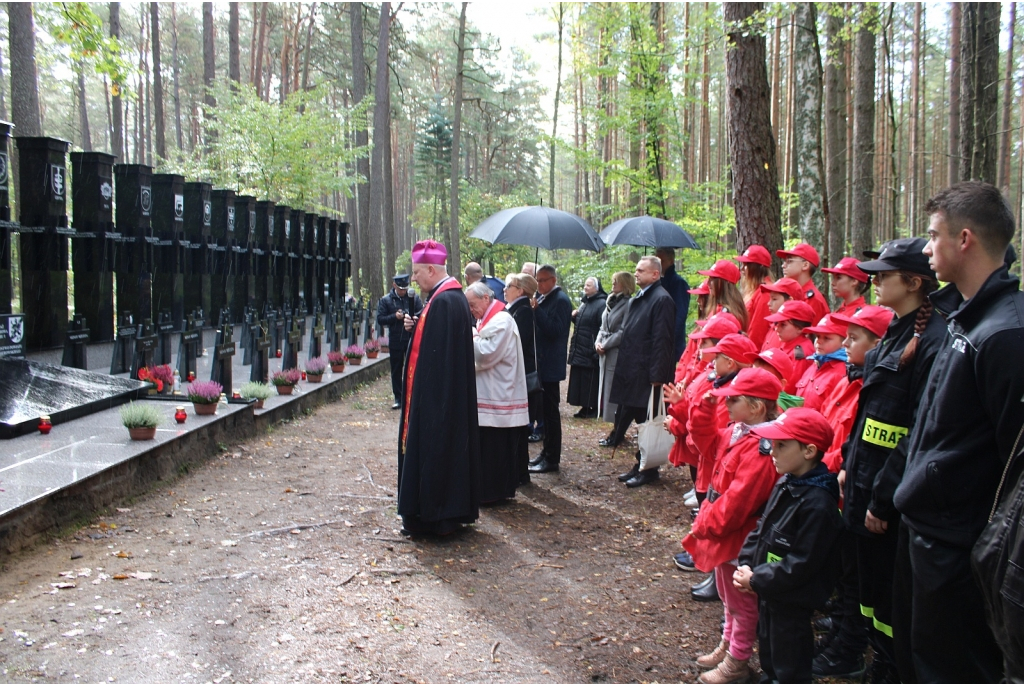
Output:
[734, 408, 844, 683]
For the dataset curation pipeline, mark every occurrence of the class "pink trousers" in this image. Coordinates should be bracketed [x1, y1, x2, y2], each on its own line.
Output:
[715, 562, 760, 660]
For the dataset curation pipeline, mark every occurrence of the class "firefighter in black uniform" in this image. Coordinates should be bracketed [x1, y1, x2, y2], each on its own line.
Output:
[376, 273, 422, 409]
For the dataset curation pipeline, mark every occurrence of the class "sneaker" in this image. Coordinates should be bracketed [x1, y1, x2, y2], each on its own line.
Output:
[674, 552, 698, 572]
[684, 494, 699, 508]
[812, 646, 866, 679]
[684, 487, 696, 499]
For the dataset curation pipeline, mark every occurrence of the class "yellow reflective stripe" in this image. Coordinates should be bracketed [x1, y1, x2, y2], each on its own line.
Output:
[861, 418, 909, 448]
[860, 604, 893, 637]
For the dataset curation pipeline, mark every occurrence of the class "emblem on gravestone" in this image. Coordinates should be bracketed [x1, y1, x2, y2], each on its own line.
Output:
[174, 194, 184, 219]
[203, 201, 212, 226]
[51, 165, 66, 199]
[100, 181, 113, 201]
[228, 207, 236, 232]
[268, 216, 275, 237]
[285, 220, 291, 238]
[7, 315, 24, 344]
[140, 186, 152, 214]
[0, 152, 8, 185]
[249, 211, 256, 231]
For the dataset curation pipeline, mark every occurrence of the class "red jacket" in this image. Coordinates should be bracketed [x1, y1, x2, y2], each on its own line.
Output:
[681, 373, 731, 489]
[834, 296, 866, 318]
[745, 287, 773, 351]
[667, 365, 719, 471]
[683, 402, 781, 572]
[794, 358, 848, 411]
[819, 375, 862, 473]
[802, 280, 831, 323]
[779, 336, 814, 393]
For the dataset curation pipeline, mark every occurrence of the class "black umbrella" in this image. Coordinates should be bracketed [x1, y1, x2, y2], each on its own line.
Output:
[469, 206, 604, 253]
[599, 216, 699, 249]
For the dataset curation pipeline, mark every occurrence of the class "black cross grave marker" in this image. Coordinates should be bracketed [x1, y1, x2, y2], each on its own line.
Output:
[110, 312, 137, 374]
[308, 312, 324, 360]
[282, 319, 301, 371]
[210, 325, 236, 392]
[155, 310, 176, 365]
[176, 313, 203, 382]
[250, 320, 271, 383]
[131, 319, 159, 379]
[61, 314, 90, 370]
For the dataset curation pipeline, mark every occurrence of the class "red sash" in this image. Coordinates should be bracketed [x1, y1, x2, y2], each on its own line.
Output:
[402, 277, 464, 451]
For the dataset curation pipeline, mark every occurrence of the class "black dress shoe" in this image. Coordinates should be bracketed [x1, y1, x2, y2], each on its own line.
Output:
[391, 401, 401, 410]
[691, 571, 720, 602]
[527, 432, 544, 443]
[625, 468, 660, 488]
[528, 458, 559, 473]
[599, 437, 621, 447]
[617, 463, 640, 482]
[529, 454, 546, 467]
[690, 507, 701, 520]
[573, 407, 587, 418]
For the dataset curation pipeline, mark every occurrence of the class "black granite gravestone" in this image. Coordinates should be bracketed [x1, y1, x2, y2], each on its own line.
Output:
[61, 314, 90, 369]
[273, 205, 292, 310]
[17, 136, 72, 350]
[288, 207, 304, 313]
[314, 215, 329, 313]
[0, 121, 13, 314]
[183, 181, 213, 321]
[151, 173, 186, 330]
[209, 189, 235, 320]
[302, 212, 318, 315]
[232, 194, 256, 320]
[253, 200, 275, 311]
[70, 151, 117, 342]
[114, 164, 154, 323]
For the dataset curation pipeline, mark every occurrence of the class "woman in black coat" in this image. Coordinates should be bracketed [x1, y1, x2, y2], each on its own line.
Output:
[505, 272, 540, 484]
[567, 277, 607, 418]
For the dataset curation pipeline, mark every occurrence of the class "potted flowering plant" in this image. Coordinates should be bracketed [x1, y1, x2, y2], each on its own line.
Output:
[137, 364, 174, 393]
[345, 344, 365, 366]
[305, 356, 327, 383]
[379, 336, 390, 353]
[187, 380, 223, 415]
[364, 338, 380, 359]
[239, 381, 273, 409]
[120, 402, 162, 441]
[272, 368, 302, 395]
[327, 350, 346, 373]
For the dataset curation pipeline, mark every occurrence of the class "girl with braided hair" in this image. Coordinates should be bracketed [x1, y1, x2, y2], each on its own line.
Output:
[819, 238, 946, 683]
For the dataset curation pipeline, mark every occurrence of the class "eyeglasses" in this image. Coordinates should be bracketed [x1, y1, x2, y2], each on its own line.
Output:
[538, 276, 555, 283]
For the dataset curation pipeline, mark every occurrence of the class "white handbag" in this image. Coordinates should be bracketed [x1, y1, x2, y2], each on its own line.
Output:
[637, 386, 673, 471]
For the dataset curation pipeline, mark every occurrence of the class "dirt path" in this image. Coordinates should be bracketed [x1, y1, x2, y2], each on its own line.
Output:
[0, 376, 727, 684]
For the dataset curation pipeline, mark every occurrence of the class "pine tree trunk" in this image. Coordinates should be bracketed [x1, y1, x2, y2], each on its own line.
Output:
[8, 2, 42, 137]
[171, 4, 182, 150]
[549, 3, 565, 208]
[110, 2, 124, 160]
[949, 3, 962, 186]
[908, 4, 922, 232]
[301, 4, 317, 91]
[851, 4, 876, 259]
[370, 2, 393, 291]
[253, 4, 268, 93]
[350, 3, 370, 296]
[998, 2, 1016, 191]
[725, 2, 783, 271]
[825, 7, 847, 261]
[150, 3, 166, 160]
[450, 2, 467, 273]
[793, 3, 826, 262]
[78, 61, 93, 150]
[229, 2, 241, 87]
[203, 2, 217, 126]
[961, 2, 1000, 184]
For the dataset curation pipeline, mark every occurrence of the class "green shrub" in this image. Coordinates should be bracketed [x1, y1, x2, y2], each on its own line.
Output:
[120, 402, 163, 429]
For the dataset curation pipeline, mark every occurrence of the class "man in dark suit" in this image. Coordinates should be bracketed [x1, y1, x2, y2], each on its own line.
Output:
[607, 256, 676, 487]
[528, 264, 573, 474]
[376, 274, 423, 409]
[656, 248, 691, 358]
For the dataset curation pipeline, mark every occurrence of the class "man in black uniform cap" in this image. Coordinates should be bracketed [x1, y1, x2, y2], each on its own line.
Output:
[377, 273, 423, 409]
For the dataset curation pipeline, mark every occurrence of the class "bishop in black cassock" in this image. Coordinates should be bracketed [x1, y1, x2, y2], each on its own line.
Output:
[397, 240, 481, 536]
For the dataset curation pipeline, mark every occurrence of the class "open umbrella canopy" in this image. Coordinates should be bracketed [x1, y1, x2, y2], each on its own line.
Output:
[599, 216, 700, 249]
[470, 206, 604, 252]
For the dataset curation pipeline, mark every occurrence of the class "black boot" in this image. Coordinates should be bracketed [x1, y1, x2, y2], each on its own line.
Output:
[691, 571, 720, 603]
[617, 462, 640, 482]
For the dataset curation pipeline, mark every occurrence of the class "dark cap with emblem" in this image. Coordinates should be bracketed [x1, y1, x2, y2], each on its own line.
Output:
[393, 273, 410, 288]
[856, 237, 935, 279]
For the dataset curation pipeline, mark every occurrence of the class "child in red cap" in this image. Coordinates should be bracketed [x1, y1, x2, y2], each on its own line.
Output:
[777, 243, 830, 322]
[737, 246, 774, 349]
[764, 300, 816, 389]
[794, 315, 850, 411]
[733, 407, 844, 683]
[822, 257, 870, 317]
[757, 278, 803, 352]
[684, 368, 784, 684]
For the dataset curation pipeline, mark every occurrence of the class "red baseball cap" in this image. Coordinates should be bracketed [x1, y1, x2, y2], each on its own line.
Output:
[688, 279, 710, 296]
[822, 257, 869, 283]
[690, 312, 742, 340]
[830, 305, 894, 339]
[751, 407, 835, 452]
[698, 259, 741, 284]
[776, 243, 821, 268]
[805, 315, 849, 337]
[760, 277, 803, 300]
[736, 245, 772, 267]
[710, 367, 783, 401]
[703, 333, 759, 361]
[743, 347, 795, 383]
[764, 300, 816, 325]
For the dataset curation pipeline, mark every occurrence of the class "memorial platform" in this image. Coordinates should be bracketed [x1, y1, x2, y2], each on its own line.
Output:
[0, 347, 390, 560]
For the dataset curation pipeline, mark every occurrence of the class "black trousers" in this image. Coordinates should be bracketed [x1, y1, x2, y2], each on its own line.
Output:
[541, 381, 562, 464]
[892, 523, 1004, 683]
[388, 348, 407, 402]
[855, 525, 898, 673]
[830, 531, 868, 654]
[758, 600, 815, 683]
[609, 404, 648, 447]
